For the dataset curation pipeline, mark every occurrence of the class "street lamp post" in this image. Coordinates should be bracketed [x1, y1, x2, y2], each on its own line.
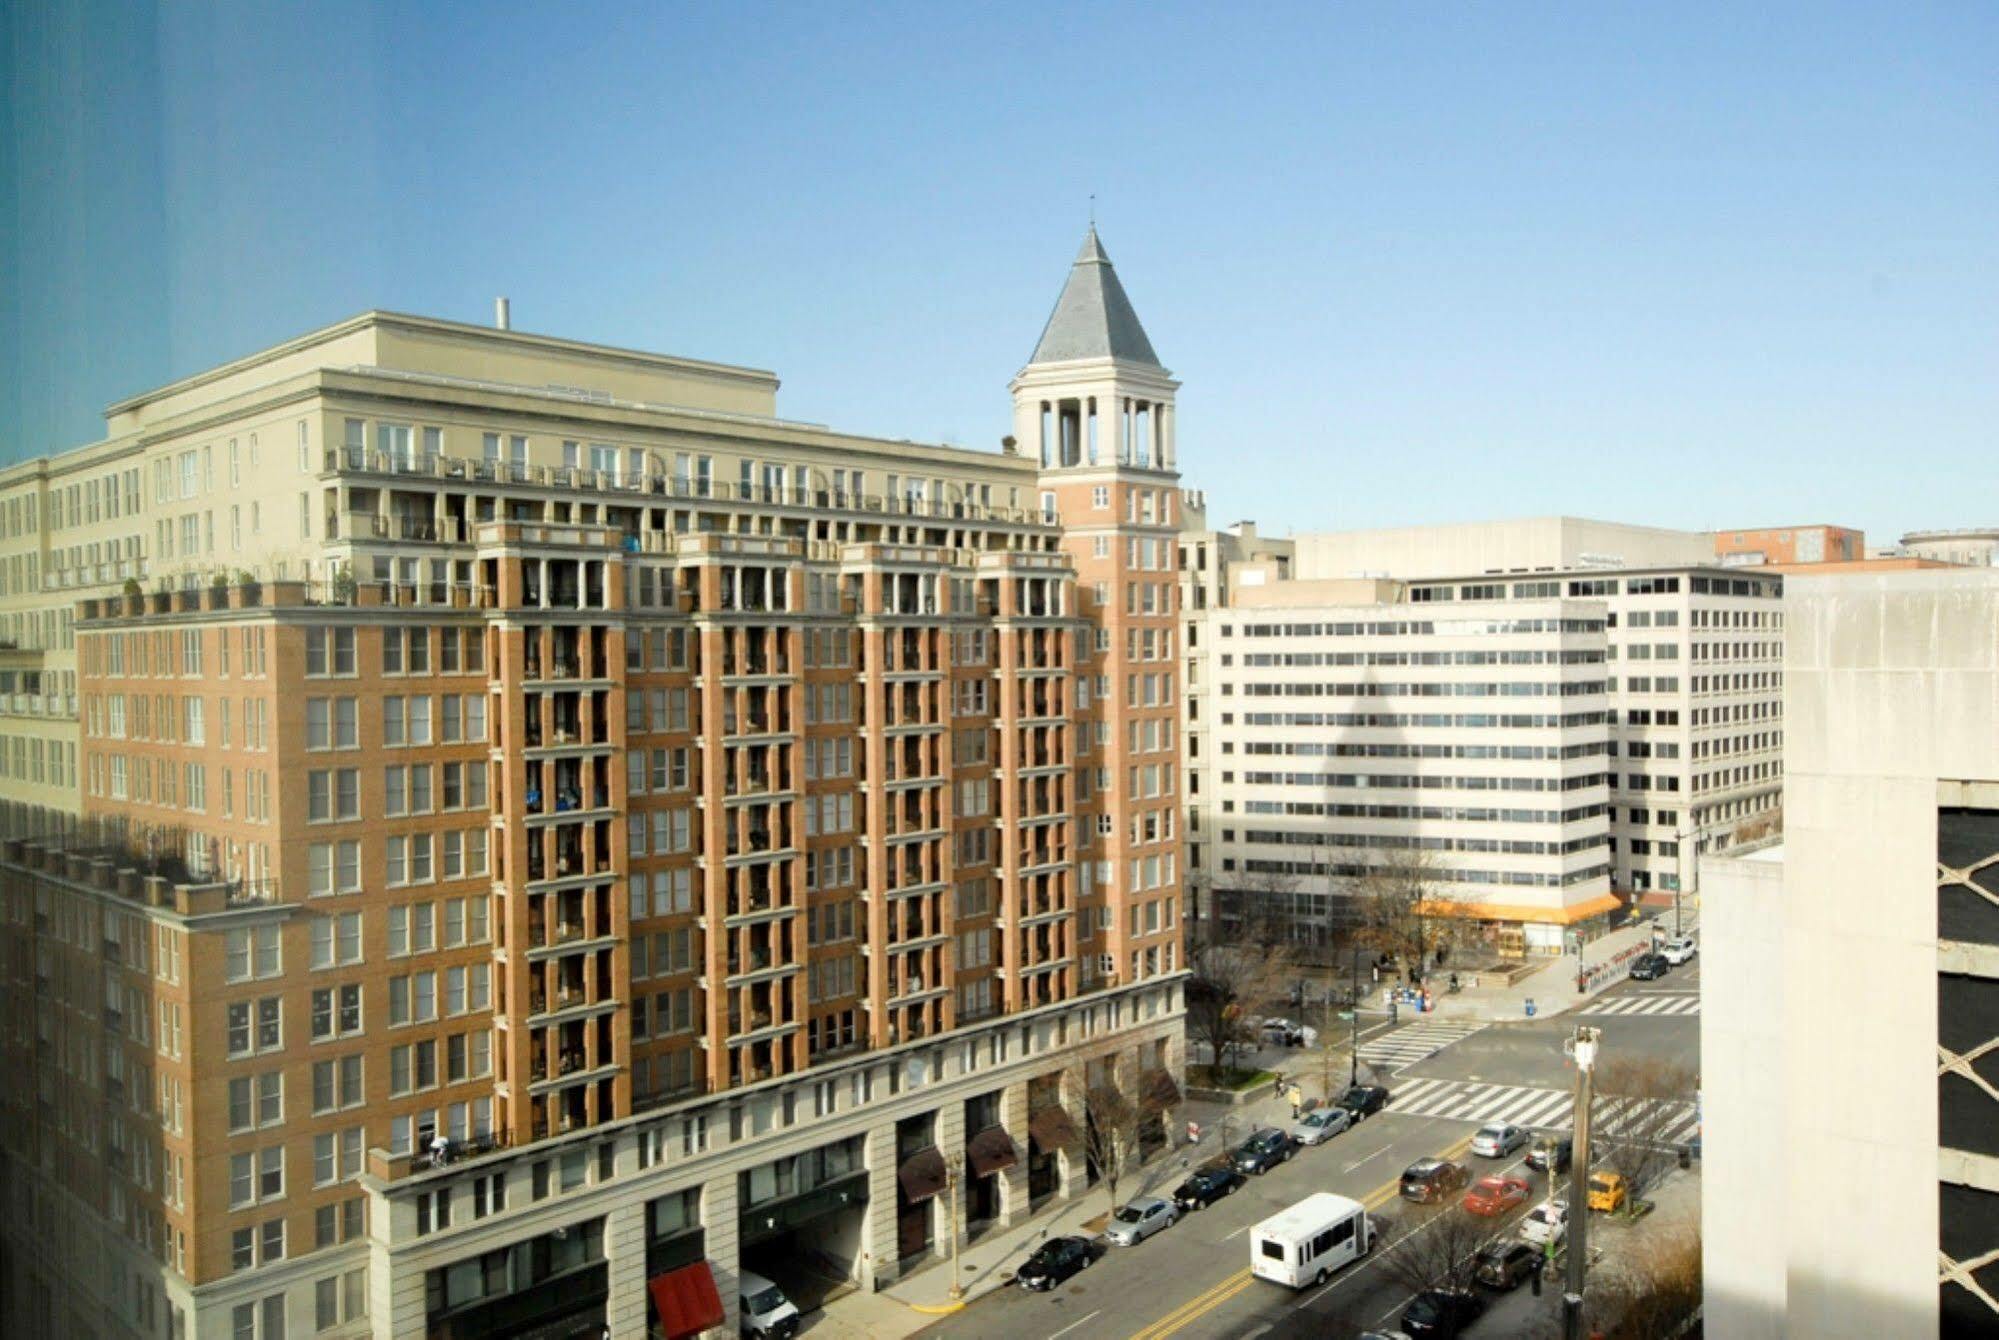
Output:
[1563, 1025, 1602, 1340]
[944, 1153, 965, 1300]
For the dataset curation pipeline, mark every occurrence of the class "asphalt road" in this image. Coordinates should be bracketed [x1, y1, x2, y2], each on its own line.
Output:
[919, 959, 1703, 1340]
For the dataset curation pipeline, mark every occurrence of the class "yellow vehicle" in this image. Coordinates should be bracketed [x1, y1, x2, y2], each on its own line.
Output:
[1586, 1170, 1627, 1213]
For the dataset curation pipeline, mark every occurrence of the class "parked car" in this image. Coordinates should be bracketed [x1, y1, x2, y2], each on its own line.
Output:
[1292, 1106, 1354, 1146]
[1587, 1170, 1628, 1213]
[1337, 1084, 1392, 1121]
[1233, 1128, 1297, 1175]
[1474, 1240, 1542, 1290]
[1628, 953, 1670, 981]
[1172, 1165, 1245, 1211]
[1525, 1136, 1572, 1174]
[1400, 1287, 1486, 1337]
[1463, 1174, 1531, 1217]
[1519, 1198, 1568, 1248]
[738, 1270, 802, 1340]
[1469, 1122, 1528, 1158]
[1399, 1158, 1471, 1204]
[1015, 1235, 1097, 1290]
[1660, 935, 1698, 965]
[1105, 1195, 1179, 1246]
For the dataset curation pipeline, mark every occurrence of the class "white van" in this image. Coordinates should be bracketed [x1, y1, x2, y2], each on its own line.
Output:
[1249, 1191, 1372, 1288]
[737, 1269, 801, 1340]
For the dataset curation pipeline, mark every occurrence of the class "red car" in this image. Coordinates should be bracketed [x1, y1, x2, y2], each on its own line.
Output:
[1462, 1175, 1531, 1217]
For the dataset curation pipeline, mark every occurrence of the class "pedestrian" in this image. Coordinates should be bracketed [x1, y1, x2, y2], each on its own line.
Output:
[1288, 1086, 1304, 1120]
[1370, 963, 1380, 986]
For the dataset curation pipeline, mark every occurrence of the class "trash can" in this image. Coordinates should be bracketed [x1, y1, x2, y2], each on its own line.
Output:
[1525, 998, 1537, 1018]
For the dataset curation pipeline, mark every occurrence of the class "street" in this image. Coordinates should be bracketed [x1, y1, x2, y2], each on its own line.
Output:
[916, 960, 1702, 1340]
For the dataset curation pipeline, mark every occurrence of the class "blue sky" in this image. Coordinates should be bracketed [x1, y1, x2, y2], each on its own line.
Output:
[4, 1, 1994, 542]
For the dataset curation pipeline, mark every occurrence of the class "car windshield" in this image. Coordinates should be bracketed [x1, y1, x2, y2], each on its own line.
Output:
[1406, 1296, 1443, 1321]
[1477, 1126, 1502, 1138]
[1113, 1206, 1145, 1223]
[744, 1287, 786, 1313]
[1591, 1174, 1616, 1190]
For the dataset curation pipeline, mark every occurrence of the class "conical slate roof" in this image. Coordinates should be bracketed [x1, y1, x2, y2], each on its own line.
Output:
[1026, 227, 1162, 368]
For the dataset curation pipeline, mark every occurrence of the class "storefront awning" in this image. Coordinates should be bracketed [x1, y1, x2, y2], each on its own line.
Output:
[1144, 1068, 1182, 1111]
[966, 1125, 1019, 1177]
[648, 1261, 724, 1340]
[1028, 1104, 1077, 1154]
[897, 1146, 948, 1203]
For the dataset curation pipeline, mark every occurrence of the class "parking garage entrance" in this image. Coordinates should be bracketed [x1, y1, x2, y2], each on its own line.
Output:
[736, 1136, 870, 1319]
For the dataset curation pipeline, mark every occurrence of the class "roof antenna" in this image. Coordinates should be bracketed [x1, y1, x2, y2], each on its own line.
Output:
[1089, 193, 1096, 228]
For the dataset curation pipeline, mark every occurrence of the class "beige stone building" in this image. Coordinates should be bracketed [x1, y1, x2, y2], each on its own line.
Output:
[0, 231, 1189, 1340]
[1702, 569, 1999, 1338]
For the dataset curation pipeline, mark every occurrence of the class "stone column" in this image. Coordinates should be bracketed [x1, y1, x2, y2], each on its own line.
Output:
[701, 1170, 743, 1340]
[859, 1120, 901, 1290]
[1056, 1066, 1089, 1202]
[602, 1197, 649, 1340]
[998, 1080, 1032, 1228]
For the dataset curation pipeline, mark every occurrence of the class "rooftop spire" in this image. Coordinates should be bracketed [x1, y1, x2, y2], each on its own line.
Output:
[1026, 227, 1162, 368]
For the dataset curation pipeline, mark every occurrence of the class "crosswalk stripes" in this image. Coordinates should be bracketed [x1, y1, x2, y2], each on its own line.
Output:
[1382, 1076, 1700, 1144]
[1577, 993, 1701, 1017]
[1355, 1019, 1487, 1070]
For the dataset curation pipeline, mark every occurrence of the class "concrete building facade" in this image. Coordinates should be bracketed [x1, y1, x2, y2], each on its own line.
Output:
[1180, 519, 1785, 953]
[1702, 569, 1999, 1339]
[1900, 527, 1999, 569]
[0, 231, 1191, 1340]
[1188, 577, 1616, 957]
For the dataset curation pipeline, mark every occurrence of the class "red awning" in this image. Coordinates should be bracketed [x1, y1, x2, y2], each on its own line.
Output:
[966, 1125, 1019, 1177]
[1029, 1104, 1078, 1154]
[898, 1146, 949, 1203]
[649, 1261, 725, 1340]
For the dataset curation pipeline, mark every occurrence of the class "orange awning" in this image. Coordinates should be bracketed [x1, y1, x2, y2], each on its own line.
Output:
[1414, 892, 1623, 926]
[649, 1261, 724, 1340]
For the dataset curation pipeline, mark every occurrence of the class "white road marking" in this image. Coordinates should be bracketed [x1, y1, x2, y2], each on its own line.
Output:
[1046, 1309, 1102, 1340]
[1342, 1146, 1389, 1172]
[1222, 1224, 1252, 1240]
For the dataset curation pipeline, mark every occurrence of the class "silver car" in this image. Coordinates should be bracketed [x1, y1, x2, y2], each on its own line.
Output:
[1660, 935, 1698, 965]
[1291, 1106, 1354, 1146]
[1470, 1122, 1528, 1158]
[1105, 1195, 1179, 1246]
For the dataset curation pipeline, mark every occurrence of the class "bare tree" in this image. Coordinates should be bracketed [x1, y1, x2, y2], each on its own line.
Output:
[1591, 1224, 1702, 1338]
[1379, 1201, 1510, 1297]
[1350, 848, 1450, 983]
[1187, 915, 1295, 1082]
[1077, 1072, 1145, 1213]
[1592, 1057, 1699, 1206]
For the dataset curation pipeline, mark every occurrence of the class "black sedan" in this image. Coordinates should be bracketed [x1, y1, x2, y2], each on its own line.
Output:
[1014, 1235, 1098, 1291]
[1628, 952, 1670, 981]
[1337, 1084, 1392, 1121]
[1172, 1165, 1245, 1211]
[1474, 1240, 1541, 1290]
[1231, 1128, 1297, 1175]
[1526, 1136, 1572, 1174]
[1401, 1287, 1487, 1337]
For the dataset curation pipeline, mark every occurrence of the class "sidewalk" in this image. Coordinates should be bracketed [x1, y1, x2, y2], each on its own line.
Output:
[1420, 908, 1698, 1024]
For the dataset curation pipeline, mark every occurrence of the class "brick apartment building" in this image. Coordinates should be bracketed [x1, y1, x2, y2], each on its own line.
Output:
[0, 230, 1188, 1340]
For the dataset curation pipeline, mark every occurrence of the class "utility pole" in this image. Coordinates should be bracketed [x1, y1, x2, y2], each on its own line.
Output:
[1563, 1025, 1602, 1340]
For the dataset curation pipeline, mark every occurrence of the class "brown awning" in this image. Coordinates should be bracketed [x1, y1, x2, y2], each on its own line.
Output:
[966, 1125, 1019, 1178]
[1145, 1068, 1182, 1111]
[648, 1261, 724, 1340]
[898, 1146, 948, 1203]
[1029, 1104, 1077, 1154]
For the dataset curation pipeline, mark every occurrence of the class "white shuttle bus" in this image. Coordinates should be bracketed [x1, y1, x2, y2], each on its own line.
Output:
[1249, 1191, 1372, 1288]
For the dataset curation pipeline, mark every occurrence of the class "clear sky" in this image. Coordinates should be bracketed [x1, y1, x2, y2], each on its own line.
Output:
[4, 1, 1994, 543]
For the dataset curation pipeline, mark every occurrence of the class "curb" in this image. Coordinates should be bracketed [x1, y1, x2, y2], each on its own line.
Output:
[905, 1299, 967, 1315]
